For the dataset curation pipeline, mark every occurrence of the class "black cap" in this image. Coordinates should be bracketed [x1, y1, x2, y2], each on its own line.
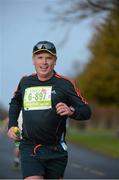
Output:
[33, 41, 57, 56]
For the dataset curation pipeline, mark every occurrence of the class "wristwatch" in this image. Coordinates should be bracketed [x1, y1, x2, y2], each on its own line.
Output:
[70, 106, 75, 113]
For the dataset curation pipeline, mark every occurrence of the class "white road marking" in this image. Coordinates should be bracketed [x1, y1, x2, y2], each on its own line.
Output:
[71, 162, 82, 169]
[90, 169, 104, 176]
[70, 162, 104, 176]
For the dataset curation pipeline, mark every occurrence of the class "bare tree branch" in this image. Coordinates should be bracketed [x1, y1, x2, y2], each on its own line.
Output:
[45, 0, 119, 46]
[48, 0, 119, 24]
[87, 0, 115, 11]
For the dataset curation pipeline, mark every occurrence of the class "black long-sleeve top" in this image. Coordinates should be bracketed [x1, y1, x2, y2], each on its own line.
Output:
[8, 72, 91, 145]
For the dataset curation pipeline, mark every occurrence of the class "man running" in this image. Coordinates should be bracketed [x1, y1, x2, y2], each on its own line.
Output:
[7, 41, 91, 179]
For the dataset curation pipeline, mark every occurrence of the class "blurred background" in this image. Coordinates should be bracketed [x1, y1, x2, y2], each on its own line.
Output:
[0, 0, 119, 179]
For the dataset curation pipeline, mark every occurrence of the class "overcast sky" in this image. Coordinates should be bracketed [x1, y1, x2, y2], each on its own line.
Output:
[0, 0, 94, 108]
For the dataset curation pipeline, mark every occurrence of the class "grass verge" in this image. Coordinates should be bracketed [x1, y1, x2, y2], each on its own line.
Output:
[66, 127, 119, 159]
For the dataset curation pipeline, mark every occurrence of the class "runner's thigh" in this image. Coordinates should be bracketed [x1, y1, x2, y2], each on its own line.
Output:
[20, 142, 45, 179]
[45, 155, 68, 179]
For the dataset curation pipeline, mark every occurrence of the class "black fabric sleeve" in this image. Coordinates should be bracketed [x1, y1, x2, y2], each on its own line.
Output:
[8, 80, 22, 129]
[66, 80, 91, 120]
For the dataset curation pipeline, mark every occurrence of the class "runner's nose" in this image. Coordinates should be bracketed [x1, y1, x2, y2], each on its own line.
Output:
[42, 58, 47, 64]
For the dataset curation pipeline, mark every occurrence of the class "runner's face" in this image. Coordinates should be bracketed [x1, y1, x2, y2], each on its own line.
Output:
[32, 52, 56, 80]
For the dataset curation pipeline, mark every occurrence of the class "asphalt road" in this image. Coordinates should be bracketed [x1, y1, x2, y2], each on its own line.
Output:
[0, 133, 119, 179]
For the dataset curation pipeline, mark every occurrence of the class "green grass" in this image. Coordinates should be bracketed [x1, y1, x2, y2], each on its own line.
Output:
[0, 120, 3, 126]
[66, 127, 119, 159]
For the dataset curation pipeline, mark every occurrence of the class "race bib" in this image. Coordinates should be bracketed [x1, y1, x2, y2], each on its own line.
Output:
[24, 86, 52, 110]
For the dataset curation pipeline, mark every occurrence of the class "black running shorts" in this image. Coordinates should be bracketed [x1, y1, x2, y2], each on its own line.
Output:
[19, 141, 68, 179]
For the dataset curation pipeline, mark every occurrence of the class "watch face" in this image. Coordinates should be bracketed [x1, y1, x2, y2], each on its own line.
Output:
[70, 107, 75, 112]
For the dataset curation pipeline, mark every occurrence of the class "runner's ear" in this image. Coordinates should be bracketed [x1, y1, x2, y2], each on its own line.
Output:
[54, 57, 57, 65]
[32, 57, 35, 65]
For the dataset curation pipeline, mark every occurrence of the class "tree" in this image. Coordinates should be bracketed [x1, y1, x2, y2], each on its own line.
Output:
[0, 103, 8, 120]
[76, 6, 119, 105]
[49, 0, 119, 24]
[47, 0, 119, 46]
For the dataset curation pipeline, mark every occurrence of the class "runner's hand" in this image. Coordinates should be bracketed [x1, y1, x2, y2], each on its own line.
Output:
[56, 102, 75, 116]
[7, 127, 20, 140]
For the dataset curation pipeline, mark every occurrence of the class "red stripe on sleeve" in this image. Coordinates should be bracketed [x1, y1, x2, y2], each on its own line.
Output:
[55, 73, 88, 104]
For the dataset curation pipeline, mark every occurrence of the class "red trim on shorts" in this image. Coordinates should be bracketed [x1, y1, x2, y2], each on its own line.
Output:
[33, 144, 42, 155]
